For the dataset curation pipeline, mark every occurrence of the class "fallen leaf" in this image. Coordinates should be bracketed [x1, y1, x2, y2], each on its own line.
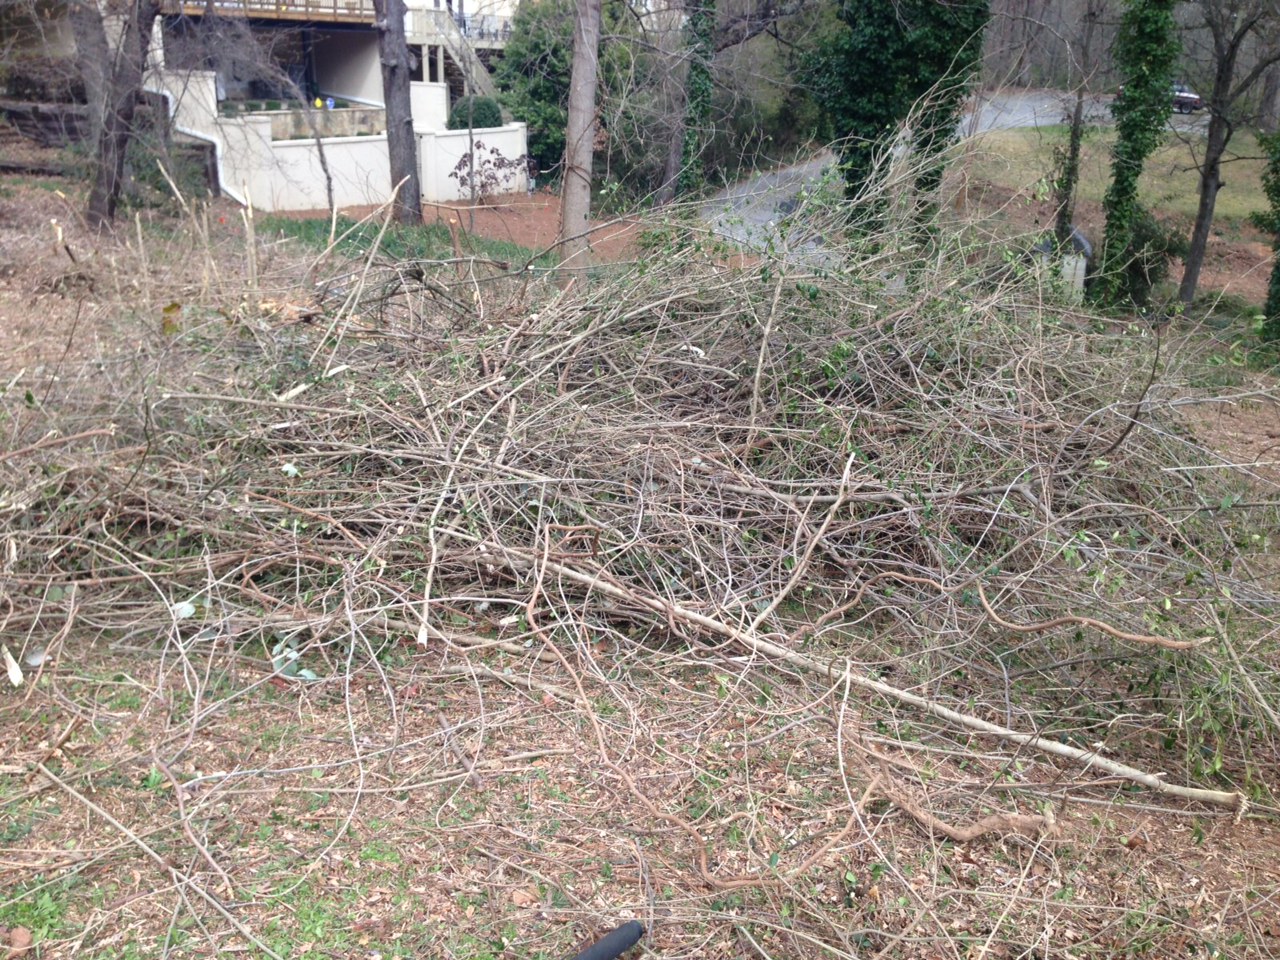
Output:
[7, 926, 33, 958]
[511, 886, 539, 907]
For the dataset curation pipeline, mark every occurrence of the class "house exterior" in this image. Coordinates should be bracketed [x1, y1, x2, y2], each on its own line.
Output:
[148, 0, 529, 210]
[5, 0, 529, 211]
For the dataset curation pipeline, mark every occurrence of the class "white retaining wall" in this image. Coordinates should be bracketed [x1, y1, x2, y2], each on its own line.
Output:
[147, 64, 527, 210]
[418, 124, 528, 202]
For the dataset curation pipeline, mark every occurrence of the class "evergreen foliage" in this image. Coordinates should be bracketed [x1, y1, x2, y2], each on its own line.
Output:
[447, 95, 505, 130]
[1107, 203, 1189, 307]
[1257, 132, 1280, 341]
[805, 0, 988, 196]
[494, 0, 575, 172]
[1093, 0, 1179, 306]
[493, 0, 656, 185]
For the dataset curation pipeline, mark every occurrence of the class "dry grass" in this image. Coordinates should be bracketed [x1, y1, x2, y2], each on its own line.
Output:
[967, 125, 1269, 228]
[2, 158, 1280, 959]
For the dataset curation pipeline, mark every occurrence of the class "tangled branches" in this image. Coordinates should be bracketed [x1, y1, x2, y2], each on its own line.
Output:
[2, 199, 1278, 809]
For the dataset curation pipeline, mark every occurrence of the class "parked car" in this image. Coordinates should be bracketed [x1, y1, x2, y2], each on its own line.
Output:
[1112, 82, 1205, 114]
[1171, 83, 1204, 113]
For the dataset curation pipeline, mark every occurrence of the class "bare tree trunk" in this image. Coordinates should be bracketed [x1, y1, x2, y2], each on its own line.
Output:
[1054, 0, 1102, 245]
[86, 0, 161, 229]
[558, 0, 603, 264]
[1178, 2, 1280, 303]
[655, 117, 685, 206]
[374, 0, 422, 225]
[1178, 110, 1230, 303]
[1261, 64, 1280, 134]
[69, 1, 109, 151]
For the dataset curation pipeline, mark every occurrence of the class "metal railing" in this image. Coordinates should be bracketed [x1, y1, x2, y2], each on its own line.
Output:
[453, 14, 512, 44]
[162, 0, 375, 23]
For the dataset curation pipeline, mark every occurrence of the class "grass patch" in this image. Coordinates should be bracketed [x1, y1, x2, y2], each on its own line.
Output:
[0, 877, 75, 945]
[260, 214, 556, 269]
[971, 125, 1268, 226]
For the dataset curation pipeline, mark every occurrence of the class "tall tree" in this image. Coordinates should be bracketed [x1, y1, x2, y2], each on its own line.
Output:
[1261, 64, 1280, 133]
[807, 0, 988, 197]
[1176, 0, 1280, 304]
[82, 0, 161, 228]
[1054, 0, 1107, 246]
[374, 0, 422, 224]
[1258, 131, 1280, 340]
[675, 0, 714, 196]
[558, 0, 603, 263]
[1093, 0, 1178, 305]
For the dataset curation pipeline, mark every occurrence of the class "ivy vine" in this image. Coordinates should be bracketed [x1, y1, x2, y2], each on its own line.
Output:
[1094, 0, 1179, 306]
[677, 0, 715, 196]
[1256, 132, 1280, 341]
[805, 0, 987, 199]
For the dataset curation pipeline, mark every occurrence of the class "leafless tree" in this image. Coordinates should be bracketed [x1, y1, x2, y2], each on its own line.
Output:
[71, 0, 161, 228]
[373, 0, 421, 224]
[1055, 0, 1108, 244]
[1261, 62, 1280, 132]
[1177, 0, 1280, 304]
[559, 0, 602, 264]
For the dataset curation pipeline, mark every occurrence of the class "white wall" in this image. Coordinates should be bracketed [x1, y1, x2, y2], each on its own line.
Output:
[312, 29, 383, 106]
[258, 136, 393, 211]
[151, 68, 219, 136]
[418, 123, 528, 202]
[410, 81, 449, 131]
[218, 119, 393, 211]
[149, 39, 518, 211]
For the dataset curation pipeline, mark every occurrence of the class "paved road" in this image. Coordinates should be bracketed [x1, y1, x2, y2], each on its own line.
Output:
[964, 89, 1114, 133]
[703, 89, 1203, 257]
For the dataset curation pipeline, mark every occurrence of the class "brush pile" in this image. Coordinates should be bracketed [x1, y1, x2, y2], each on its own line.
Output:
[2, 196, 1278, 801]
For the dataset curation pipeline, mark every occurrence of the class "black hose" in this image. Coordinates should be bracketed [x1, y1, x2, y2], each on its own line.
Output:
[567, 920, 645, 960]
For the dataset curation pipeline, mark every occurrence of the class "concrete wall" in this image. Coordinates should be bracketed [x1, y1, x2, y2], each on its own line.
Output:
[419, 123, 527, 202]
[150, 65, 389, 211]
[148, 53, 523, 210]
[410, 81, 449, 131]
[312, 29, 383, 106]
[265, 106, 385, 140]
[217, 116, 392, 211]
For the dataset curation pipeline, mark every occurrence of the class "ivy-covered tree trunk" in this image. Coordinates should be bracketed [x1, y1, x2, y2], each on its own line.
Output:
[806, 0, 987, 200]
[374, 0, 422, 225]
[1093, 0, 1178, 306]
[1259, 133, 1280, 342]
[675, 0, 714, 196]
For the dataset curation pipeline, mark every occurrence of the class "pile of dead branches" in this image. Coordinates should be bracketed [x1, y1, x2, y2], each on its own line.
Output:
[2, 194, 1278, 809]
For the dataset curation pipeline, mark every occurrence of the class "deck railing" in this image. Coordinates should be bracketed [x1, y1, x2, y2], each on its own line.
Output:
[161, 0, 375, 23]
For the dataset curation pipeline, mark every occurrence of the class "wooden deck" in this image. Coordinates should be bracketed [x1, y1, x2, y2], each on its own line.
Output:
[161, 0, 375, 24]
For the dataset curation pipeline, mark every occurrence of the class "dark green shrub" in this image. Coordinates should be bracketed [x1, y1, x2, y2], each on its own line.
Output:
[1104, 204, 1189, 307]
[1254, 132, 1280, 342]
[447, 96, 503, 130]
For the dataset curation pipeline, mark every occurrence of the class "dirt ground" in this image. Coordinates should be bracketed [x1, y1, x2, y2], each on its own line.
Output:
[430, 192, 643, 264]
[2, 157, 1280, 959]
